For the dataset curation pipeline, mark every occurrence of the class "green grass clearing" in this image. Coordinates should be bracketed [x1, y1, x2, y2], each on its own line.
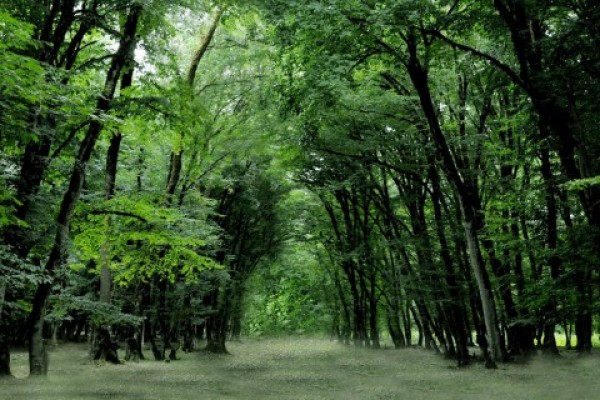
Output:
[3, 338, 599, 400]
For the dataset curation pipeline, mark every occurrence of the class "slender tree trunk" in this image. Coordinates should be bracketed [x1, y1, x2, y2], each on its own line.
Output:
[157, 279, 171, 360]
[0, 333, 10, 377]
[429, 164, 470, 366]
[540, 145, 560, 355]
[387, 305, 406, 348]
[0, 283, 10, 377]
[26, 5, 142, 375]
[165, 7, 225, 204]
[187, 7, 225, 86]
[228, 282, 244, 341]
[332, 267, 351, 343]
[205, 285, 230, 354]
[367, 273, 380, 349]
[93, 49, 135, 363]
[4, 138, 52, 257]
[345, 264, 366, 346]
[405, 36, 502, 367]
[402, 303, 412, 346]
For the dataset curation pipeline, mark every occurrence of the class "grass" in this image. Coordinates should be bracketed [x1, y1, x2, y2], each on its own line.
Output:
[3, 338, 599, 400]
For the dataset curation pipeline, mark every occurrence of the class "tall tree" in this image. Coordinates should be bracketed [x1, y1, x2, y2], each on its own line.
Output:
[27, 3, 142, 375]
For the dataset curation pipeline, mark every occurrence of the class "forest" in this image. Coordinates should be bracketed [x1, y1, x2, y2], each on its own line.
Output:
[0, 0, 599, 396]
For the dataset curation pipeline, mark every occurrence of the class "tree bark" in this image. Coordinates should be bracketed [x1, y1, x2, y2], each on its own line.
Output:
[26, 5, 142, 375]
[205, 286, 230, 354]
[405, 35, 502, 367]
[429, 163, 470, 366]
[187, 7, 225, 86]
[93, 45, 135, 364]
[0, 283, 10, 377]
[165, 7, 225, 204]
[540, 144, 560, 355]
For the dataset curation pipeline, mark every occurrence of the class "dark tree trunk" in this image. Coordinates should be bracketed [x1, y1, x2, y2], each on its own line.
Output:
[575, 302, 593, 354]
[347, 266, 366, 346]
[156, 279, 172, 360]
[92, 59, 134, 364]
[26, 5, 142, 375]
[332, 267, 351, 343]
[429, 163, 470, 366]
[3, 138, 52, 257]
[93, 327, 119, 364]
[205, 286, 230, 354]
[540, 145, 560, 355]
[403, 303, 412, 346]
[0, 284, 10, 377]
[387, 309, 406, 348]
[405, 35, 501, 367]
[124, 332, 143, 362]
[182, 295, 196, 352]
[0, 326, 10, 377]
[146, 319, 163, 361]
[366, 273, 380, 349]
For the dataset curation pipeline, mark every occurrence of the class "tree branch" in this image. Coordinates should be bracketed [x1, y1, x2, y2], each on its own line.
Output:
[50, 121, 90, 159]
[426, 29, 528, 92]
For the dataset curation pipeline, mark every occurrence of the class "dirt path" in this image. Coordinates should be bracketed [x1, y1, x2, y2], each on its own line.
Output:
[3, 338, 599, 399]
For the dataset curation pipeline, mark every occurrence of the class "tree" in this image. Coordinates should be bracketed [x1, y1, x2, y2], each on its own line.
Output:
[27, 2, 143, 375]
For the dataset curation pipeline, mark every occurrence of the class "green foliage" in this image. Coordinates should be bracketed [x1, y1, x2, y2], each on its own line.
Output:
[0, 181, 22, 229]
[2, 0, 600, 361]
[47, 293, 142, 327]
[0, 245, 43, 319]
[73, 196, 221, 285]
[0, 9, 46, 145]
[244, 246, 333, 335]
[562, 175, 600, 191]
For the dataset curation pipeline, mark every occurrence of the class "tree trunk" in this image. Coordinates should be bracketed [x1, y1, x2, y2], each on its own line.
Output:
[228, 282, 244, 341]
[346, 265, 366, 346]
[367, 273, 380, 349]
[575, 300, 593, 353]
[405, 36, 502, 367]
[0, 285, 10, 376]
[387, 308, 406, 348]
[187, 7, 225, 86]
[540, 145, 560, 355]
[460, 207, 502, 368]
[429, 164, 470, 366]
[93, 327, 119, 364]
[165, 7, 225, 205]
[4, 138, 52, 257]
[26, 5, 142, 375]
[93, 55, 135, 363]
[205, 287, 230, 354]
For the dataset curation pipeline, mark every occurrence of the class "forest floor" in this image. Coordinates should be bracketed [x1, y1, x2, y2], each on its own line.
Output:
[3, 337, 599, 400]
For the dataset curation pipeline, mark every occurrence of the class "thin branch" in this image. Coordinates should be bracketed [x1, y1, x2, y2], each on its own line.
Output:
[379, 71, 411, 96]
[74, 54, 115, 71]
[50, 121, 89, 159]
[426, 29, 528, 92]
[314, 146, 422, 180]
